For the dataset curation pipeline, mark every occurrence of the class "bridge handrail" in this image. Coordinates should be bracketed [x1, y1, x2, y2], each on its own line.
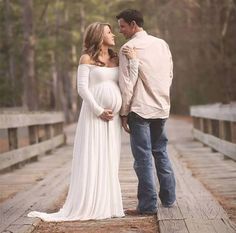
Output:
[0, 112, 64, 129]
[190, 102, 236, 121]
[0, 111, 66, 172]
[190, 102, 236, 161]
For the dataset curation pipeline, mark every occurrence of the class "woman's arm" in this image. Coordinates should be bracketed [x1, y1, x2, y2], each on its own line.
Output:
[122, 46, 139, 86]
[77, 64, 104, 116]
[77, 54, 113, 121]
[118, 46, 139, 117]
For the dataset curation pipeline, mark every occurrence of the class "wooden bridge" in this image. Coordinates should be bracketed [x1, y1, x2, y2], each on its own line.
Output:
[0, 104, 236, 233]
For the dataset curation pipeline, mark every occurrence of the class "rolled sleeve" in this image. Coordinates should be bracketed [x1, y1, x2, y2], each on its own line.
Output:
[118, 51, 139, 116]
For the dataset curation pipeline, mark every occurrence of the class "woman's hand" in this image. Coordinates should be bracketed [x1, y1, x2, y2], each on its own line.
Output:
[99, 109, 114, 121]
[122, 46, 137, 60]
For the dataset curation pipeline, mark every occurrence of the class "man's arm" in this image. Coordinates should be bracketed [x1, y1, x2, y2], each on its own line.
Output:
[118, 48, 139, 117]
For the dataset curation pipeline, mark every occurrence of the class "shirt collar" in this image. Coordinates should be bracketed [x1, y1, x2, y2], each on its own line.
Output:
[131, 30, 147, 39]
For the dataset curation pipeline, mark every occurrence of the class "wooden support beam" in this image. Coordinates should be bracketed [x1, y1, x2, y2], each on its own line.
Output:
[8, 128, 18, 150]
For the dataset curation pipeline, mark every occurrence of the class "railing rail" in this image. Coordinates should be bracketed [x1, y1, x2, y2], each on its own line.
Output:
[190, 102, 236, 160]
[0, 111, 66, 172]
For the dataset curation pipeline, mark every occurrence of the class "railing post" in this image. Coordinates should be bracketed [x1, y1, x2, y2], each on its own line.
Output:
[45, 124, 54, 153]
[231, 122, 236, 143]
[29, 125, 39, 145]
[207, 119, 212, 134]
[219, 120, 226, 140]
[45, 124, 52, 140]
[211, 120, 219, 138]
[28, 125, 39, 162]
[199, 118, 204, 132]
[193, 117, 199, 130]
[54, 122, 64, 137]
[225, 121, 231, 142]
[38, 125, 46, 142]
[8, 128, 18, 150]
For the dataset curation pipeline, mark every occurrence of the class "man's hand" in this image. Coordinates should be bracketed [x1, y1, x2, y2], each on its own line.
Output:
[121, 116, 130, 133]
[99, 109, 114, 121]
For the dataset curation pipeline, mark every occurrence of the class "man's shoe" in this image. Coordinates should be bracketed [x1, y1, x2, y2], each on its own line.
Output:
[124, 209, 141, 216]
[125, 209, 157, 216]
[162, 201, 176, 208]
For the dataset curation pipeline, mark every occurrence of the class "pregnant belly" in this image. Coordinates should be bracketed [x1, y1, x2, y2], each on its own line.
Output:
[92, 82, 122, 114]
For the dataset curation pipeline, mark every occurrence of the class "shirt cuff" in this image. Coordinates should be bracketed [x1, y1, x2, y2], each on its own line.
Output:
[120, 105, 130, 117]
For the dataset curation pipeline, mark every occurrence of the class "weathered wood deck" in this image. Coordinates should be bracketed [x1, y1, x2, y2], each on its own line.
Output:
[0, 117, 235, 233]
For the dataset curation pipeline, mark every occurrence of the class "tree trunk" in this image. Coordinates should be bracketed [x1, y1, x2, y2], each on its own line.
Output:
[71, 44, 79, 121]
[220, 0, 234, 102]
[50, 51, 61, 110]
[79, 3, 85, 36]
[21, 0, 38, 110]
[3, 0, 16, 105]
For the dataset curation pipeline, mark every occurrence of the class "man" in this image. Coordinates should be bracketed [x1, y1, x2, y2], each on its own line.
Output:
[116, 9, 176, 215]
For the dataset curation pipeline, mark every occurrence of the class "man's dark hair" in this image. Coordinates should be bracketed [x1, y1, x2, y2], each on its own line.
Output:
[116, 9, 144, 27]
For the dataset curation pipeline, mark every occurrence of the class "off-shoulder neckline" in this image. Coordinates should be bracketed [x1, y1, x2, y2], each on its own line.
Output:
[79, 64, 118, 68]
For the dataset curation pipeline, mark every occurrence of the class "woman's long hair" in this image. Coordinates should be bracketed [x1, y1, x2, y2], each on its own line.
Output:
[82, 22, 117, 66]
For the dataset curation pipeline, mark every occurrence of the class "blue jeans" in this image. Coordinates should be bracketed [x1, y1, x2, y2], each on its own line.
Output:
[128, 112, 176, 213]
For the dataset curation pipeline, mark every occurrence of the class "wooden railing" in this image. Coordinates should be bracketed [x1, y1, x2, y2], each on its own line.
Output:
[190, 103, 236, 161]
[0, 111, 66, 172]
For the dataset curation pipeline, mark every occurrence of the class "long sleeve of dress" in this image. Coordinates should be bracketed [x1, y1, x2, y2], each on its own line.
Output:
[77, 64, 104, 116]
[118, 53, 139, 116]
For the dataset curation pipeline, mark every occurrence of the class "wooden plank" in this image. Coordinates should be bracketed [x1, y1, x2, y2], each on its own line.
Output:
[0, 161, 71, 232]
[162, 117, 236, 233]
[158, 143, 235, 233]
[185, 219, 236, 233]
[0, 134, 65, 171]
[176, 142, 236, 213]
[0, 112, 65, 129]
[160, 145, 228, 216]
[4, 223, 36, 233]
[157, 200, 183, 220]
[177, 196, 228, 220]
[175, 158, 227, 219]
[159, 220, 189, 233]
[193, 129, 236, 160]
[176, 147, 212, 153]
[0, 148, 71, 203]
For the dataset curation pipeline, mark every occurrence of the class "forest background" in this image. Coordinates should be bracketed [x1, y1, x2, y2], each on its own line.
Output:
[0, 0, 235, 123]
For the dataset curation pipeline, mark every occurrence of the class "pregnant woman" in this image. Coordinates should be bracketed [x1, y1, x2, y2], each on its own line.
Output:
[27, 22, 138, 221]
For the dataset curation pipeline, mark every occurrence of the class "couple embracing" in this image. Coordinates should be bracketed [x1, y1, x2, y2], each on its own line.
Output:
[28, 9, 176, 221]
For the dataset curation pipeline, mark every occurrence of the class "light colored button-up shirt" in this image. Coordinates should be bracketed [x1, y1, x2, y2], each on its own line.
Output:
[118, 30, 173, 119]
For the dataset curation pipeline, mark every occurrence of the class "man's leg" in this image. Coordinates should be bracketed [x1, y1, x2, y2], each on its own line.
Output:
[128, 112, 157, 213]
[150, 119, 176, 206]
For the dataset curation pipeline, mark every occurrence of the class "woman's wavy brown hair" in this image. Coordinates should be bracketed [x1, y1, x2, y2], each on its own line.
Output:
[82, 22, 117, 66]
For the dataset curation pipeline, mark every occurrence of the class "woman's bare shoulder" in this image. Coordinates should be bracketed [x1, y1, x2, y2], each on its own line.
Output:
[79, 54, 93, 65]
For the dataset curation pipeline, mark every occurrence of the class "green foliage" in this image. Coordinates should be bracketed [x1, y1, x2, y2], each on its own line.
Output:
[0, 0, 235, 114]
[0, 76, 21, 106]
